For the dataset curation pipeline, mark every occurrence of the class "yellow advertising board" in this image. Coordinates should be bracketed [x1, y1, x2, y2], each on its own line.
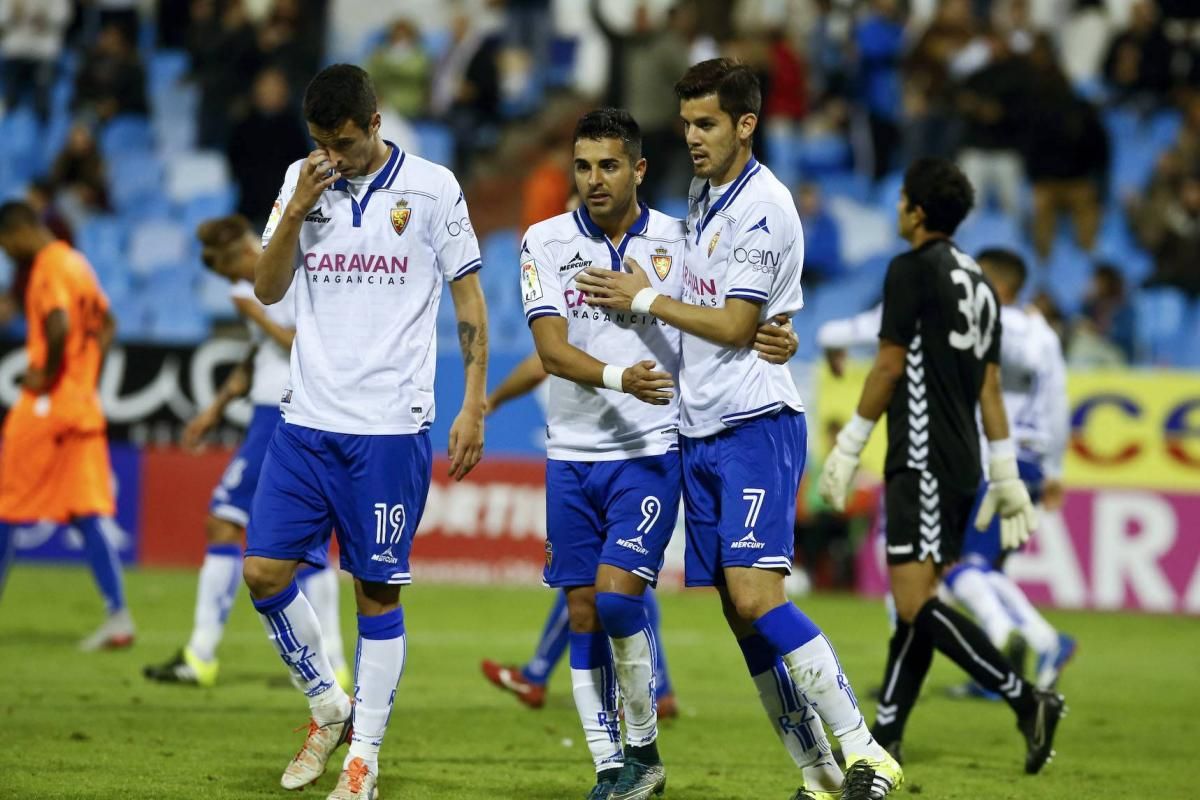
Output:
[817, 365, 1200, 491]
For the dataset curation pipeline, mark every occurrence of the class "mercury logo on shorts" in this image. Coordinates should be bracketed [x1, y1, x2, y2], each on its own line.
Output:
[731, 531, 766, 549]
[371, 546, 399, 564]
[615, 534, 649, 555]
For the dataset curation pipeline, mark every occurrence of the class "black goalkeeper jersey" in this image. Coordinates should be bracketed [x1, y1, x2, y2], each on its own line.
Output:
[878, 238, 1001, 493]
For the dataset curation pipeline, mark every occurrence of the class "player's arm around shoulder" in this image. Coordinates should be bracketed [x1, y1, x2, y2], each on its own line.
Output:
[256, 154, 337, 305]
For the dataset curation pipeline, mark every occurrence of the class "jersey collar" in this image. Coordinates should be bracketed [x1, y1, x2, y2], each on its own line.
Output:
[332, 141, 405, 227]
[572, 201, 651, 270]
[690, 155, 760, 244]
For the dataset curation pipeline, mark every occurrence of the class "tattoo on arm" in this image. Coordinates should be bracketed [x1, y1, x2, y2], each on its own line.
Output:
[458, 320, 488, 369]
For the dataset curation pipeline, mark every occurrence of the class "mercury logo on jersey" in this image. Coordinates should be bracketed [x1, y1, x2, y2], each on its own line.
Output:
[303, 251, 408, 286]
[558, 252, 593, 273]
[730, 531, 766, 549]
[615, 534, 649, 555]
[304, 207, 331, 224]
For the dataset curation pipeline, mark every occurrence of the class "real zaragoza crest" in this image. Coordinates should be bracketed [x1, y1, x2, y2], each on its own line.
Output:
[707, 230, 721, 257]
[391, 199, 411, 237]
[651, 247, 672, 280]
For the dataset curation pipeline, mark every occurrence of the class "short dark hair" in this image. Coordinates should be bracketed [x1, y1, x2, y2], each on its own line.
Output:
[902, 157, 974, 236]
[674, 58, 761, 122]
[303, 64, 377, 132]
[0, 201, 39, 233]
[573, 108, 642, 162]
[976, 247, 1027, 292]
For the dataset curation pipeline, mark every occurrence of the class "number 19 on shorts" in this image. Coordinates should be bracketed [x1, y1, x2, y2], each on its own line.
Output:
[374, 503, 406, 544]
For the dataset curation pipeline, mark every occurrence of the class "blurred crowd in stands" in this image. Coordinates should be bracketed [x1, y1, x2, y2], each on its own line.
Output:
[0, 0, 1198, 365]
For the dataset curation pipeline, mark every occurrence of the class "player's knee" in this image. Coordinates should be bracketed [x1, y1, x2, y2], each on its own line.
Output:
[242, 556, 291, 599]
[204, 515, 243, 545]
[595, 591, 646, 638]
[892, 591, 928, 625]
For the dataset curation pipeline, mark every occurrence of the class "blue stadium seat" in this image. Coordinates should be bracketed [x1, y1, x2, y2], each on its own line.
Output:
[873, 170, 904, 207]
[107, 151, 165, 215]
[77, 216, 129, 265]
[38, 113, 72, 177]
[99, 115, 154, 158]
[956, 211, 1020, 256]
[1044, 240, 1093, 315]
[818, 172, 872, 204]
[179, 190, 238, 235]
[128, 219, 189, 276]
[797, 134, 852, 178]
[764, 129, 802, 188]
[165, 151, 232, 204]
[148, 50, 190, 102]
[412, 121, 455, 168]
[0, 108, 41, 184]
[1134, 287, 1187, 364]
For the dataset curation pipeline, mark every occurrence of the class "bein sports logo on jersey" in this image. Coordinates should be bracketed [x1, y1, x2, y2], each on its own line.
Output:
[390, 198, 412, 237]
[651, 247, 673, 280]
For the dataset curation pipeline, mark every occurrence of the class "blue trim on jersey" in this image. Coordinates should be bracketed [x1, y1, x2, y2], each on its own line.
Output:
[727, 287, 769, 302]
[334, 141, 402, 227]
[526, 310, 562, 325]
[453, 258, 483, 280]
[525, 304, 559, 318]
[720, 400, 784, 426]
[574, 202, 651, 270]
[693, 156, 761, 244]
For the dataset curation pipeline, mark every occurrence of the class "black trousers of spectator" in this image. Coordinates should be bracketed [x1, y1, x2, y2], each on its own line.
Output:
[4, 58, 55, 121]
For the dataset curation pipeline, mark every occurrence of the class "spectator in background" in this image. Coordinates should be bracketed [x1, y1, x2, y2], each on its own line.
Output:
[431, 8, 503, 175]
[25, 179, 74, 245]
[0, 0, 72, 121]
[93, 0, 141, 44]
[50, 123, 110, 216]
[1069, 264, 1136, 365]
[855, 0, 904, 179]
[256, 0, 324, 97]
[1103, 0, 1174, 111]
[1140, 172, 1200, 298]
[156, 0, 192, 50]
[1024, 35, 1107, 260]
[902, 0, 976, 162]
[189, 0, 259, 148]
[955, 31, 1031, 219]
[368, 18, 431, 119]
[226, 67, 309, 234]
[73, 22, 147, 122]
[761, 23, 809, 167]
[519, 99, 579, 235]
[797, 183, 842, 286]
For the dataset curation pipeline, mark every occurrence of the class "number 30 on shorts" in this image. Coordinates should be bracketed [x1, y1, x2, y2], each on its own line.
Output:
[374, 503, 406, 544]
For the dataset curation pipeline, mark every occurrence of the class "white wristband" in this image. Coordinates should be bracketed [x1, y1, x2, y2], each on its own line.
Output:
[631, 288, 661, 315]
[988, 438, 1016, 461]
[602, 364, 626, 392]
[836, 413, 876, 456]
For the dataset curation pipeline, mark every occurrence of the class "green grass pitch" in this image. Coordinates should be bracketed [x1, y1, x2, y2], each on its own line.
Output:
[0, 565, 1194, 799]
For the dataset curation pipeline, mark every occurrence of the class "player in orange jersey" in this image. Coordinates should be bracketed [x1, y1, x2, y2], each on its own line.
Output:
[0, 201, 134, 650]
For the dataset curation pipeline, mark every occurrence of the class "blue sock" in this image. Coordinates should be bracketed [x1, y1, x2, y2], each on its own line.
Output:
[595, 591, 647, 638]
[645, 590, 673, 698]
[0, 522, 13, 601]
[752, 603, 822, 656]
[737, 632, 779, 677]
[75, 516, 126, 614]
[522, 590, 569, 686]
[568, 629, 612, 670]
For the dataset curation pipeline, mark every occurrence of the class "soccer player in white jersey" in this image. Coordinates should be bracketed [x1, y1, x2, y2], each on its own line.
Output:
[243, 65, 488, 800]
[942, 249, 1075, 690]
[577, 61, 901, 800]
[143, 215, 349, 690]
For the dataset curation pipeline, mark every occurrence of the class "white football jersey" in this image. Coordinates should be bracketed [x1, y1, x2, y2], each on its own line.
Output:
[997, 305, 1069, 477]
[521, 204, 685, 461]
[679, 158, 805, 437]
[262, 143, 481, 434]
[229, 279, 295, 407]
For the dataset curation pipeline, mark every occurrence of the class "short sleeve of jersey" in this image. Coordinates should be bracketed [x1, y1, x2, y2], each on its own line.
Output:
[430, 171, 482, 281]
[986, 295, 1002, 365]
[261, 160, 301, 249]
[29, 263, 72, 321]
[724, 202, 796, 306]
[520, 233, 565, 326]
[879, 254, 921, 346]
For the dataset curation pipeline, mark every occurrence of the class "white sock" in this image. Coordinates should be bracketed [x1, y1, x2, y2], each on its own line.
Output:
[985, 570, 1058, 653]
[781, 636, 887, 763]
[949, 566, 1015, 649]
[186, 546, 242, 662]
[300, 566, 347, 672]
[347, 609, 407, 772]
[749, 664, 842, 791]
[609, 627, 657, 747]
[252, 581, 349, 724]
[570, 632, 623, 773]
